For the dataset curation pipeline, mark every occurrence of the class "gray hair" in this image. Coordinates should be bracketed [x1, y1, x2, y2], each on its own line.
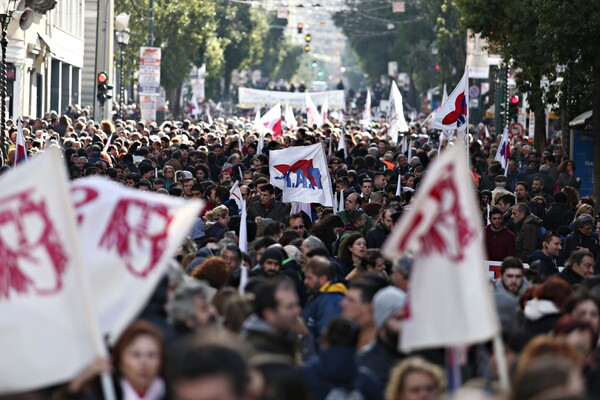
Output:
[574, 214, 594, 230]
[167, 278, 211, 325]
[302, 235, 326, 252]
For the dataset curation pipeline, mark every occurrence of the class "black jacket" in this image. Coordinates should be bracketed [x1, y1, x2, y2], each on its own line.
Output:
[366, 223, 389, 249]
[247, 200, 288, 223]
[544, 202, 574, 230]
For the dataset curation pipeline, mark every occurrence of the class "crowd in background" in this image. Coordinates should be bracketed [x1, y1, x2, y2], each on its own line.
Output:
[1, 107, 599, 400]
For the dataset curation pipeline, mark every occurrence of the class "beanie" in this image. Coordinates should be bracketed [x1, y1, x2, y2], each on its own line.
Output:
[259, 247, 284, 266]
[138, 162, 154, 176]
[372, 286, 406, 330]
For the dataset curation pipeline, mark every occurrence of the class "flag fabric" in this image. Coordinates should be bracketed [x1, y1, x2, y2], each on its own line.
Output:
[190, 94, 201, 118]
[206, 104, 214, 125]
[260, 103, 283, 138]
[362, 89, 372, 127]
[320, 97, 329, 127]
[0, 148, 98, 393]
[382, 143, 499, 351]
[484, 124, 490, 139]
[337, 129, 347, 159]
[495, 126, 511, 173]
[285, 104, 297, 131]
[255, 108, 265, 154]
[306, 93, 323, 127]
[229, 181, 244, 213]
[269, 143, 334, 207]
[432, 68, 469, 133]
[71, 177, 203, 342]
[387, 81, 409, 143]
[253, 107, 263, 133]
[291, 202, 314, 222]
[395, 173, 402, 196]
[14, 117, 27, 166]
[401, 135, 408, 154]
[337, 189, 345, 213]
[230, 182, 248, 252]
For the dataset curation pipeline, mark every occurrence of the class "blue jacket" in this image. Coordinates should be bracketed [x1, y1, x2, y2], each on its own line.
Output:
[302, 280, 346, 351]
[301, 345, 383, 400]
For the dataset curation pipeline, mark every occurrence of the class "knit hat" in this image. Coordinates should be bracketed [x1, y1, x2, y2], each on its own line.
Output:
[372, 286, 406, 330]
[553, 192, 567, 203]
[259, 247, 284, 266]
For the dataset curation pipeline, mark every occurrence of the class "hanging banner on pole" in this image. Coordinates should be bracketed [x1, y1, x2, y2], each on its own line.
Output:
[139, 47, 161, 96]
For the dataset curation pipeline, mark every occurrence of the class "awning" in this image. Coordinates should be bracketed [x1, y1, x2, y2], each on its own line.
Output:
[37, 33, 57, 55]
[569, 110, 592, 127]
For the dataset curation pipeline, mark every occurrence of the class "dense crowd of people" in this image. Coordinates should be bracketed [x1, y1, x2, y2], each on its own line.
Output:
[1, 107, 599, 400]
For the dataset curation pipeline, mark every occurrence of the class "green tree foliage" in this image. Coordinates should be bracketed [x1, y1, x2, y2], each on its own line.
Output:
[454, 0, 557, 151]
[333, 0, 465, 102]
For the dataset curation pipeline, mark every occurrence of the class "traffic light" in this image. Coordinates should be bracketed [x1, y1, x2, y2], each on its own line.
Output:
[96, 72, 113, 104]
[305, 34, 312, 43]
[508, 95, 519, 122]
[297, 22, 303, 34]
[311, 61, 318, 68]
[304, 44, 310, 53]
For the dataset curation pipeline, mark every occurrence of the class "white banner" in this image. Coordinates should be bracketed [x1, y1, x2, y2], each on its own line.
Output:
[269, 143, 334, 207]
[140, 95, 157, 124]
[71, 177, 203, 342]
[0, 148, 97, 393]
[139, 47, 161, 96]
[238, 87, 345, 109]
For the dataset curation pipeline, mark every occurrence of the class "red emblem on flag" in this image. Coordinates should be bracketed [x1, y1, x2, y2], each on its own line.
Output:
[0, 190, 69, 299]
[441, 93, 468, 127]
[397, 164, 475, 262]
[99, 198, 172, 278]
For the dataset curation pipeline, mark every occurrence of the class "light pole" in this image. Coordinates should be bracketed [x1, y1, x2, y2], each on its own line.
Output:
[115, 13, 130, 121]
[0, 0, 18, 162]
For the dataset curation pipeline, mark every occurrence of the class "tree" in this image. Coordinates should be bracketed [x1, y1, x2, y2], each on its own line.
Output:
[454, 0, 558, 152]
[535, 0, 600, 208]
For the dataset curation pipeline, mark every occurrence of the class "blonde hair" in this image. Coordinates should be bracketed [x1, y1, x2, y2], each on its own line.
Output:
[205, 205, 229, 222]
[575, 204, 594, 221]
[385, 357, 446, 400]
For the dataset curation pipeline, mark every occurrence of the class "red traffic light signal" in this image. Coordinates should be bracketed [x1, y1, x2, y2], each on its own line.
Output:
[510, 95, 520, 105]
[297, 22, 303, 34]
[97, 72, 108, 84]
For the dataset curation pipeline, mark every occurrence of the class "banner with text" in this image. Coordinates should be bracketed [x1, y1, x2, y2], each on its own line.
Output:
[238, 87, 345, 109]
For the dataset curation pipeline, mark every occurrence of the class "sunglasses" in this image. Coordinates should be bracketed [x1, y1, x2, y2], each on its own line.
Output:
[293, 225, 304, 230]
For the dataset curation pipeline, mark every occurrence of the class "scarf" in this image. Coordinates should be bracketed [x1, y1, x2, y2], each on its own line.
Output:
[121, 377, 166, 400]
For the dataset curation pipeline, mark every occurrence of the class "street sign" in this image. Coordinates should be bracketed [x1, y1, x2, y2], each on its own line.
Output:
[510, 122, 525, 137]
[469, 85, 480, 98]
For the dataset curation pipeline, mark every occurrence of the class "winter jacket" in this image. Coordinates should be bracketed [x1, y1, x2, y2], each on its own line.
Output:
[484, 225, 516, 261]
[366, 223, 390, 249]
[544, 202, 574, 230]
[204, 221, 228, 241]
[494, 278, 529, 329]
[522, 298, 562, 336]
[358, 337, 406, 389]
[563, 230, 599, 260]
[301, 345, 383, 400]
[240, 314, 296, 359]
[515, 214, 543, 262]
[247, 200, 288, 223]
[528, 250, 559, 280]
[558, 267, 585, 286]
[302, 280, 346, 351]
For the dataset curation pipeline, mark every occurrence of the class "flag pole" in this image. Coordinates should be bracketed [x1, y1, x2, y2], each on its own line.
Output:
[493, 333, 510, 391]
[57, 158, 117, 400]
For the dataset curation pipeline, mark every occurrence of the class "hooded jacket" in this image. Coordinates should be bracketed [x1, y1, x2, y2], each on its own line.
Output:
[302, 280, 346, 351]
[523, 298, 562, 336]
[301, 345, 383, 400]
[515, 214, 543, 262]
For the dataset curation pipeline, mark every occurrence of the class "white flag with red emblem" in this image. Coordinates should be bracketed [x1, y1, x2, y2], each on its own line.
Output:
[260, 103, 283, 138]
[71, 177, 203, 342]
[269, 143, 333, 206]
[285, 104, 297, 131]
[431, 68, 469, 132]
[306, 93, 323, 127]
[382, 143, 499, 351]
[0, 148, 98, 393]
[387, 81, 409, 143]
[320, 97, 329, 127]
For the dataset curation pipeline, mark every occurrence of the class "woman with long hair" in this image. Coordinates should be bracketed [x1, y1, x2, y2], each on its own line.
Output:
[557, 159, 579, 190]
[111, 320, 167, 400]
[309, 214, 345, 256]
[336, 233, 367, 278]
